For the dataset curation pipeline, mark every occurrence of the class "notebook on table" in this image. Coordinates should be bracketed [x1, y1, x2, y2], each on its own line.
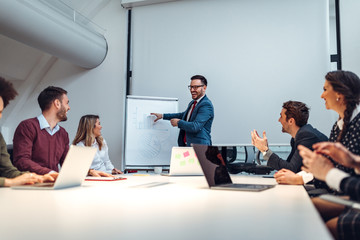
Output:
[162, 147, 203, 176]
[11, 145, 97, 190]
[191, 144, 275, 192]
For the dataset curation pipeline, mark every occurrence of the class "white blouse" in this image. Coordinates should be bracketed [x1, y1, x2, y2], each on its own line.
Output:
[76, 139, 114, 173]
[336, 104, 360, 130]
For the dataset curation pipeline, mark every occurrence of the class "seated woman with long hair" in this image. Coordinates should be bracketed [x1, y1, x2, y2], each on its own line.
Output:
[73, 115, 122, 176]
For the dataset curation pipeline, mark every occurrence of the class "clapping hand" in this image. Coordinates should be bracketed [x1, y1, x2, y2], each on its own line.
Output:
[251, 130, 269, 152]
[298, 145, 334, 181]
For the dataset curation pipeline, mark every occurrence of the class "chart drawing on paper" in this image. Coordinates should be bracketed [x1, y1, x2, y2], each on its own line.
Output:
[125, 96, 179, 166]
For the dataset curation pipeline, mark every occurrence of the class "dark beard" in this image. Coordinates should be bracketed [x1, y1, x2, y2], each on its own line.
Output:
[57, 106, 67, 122]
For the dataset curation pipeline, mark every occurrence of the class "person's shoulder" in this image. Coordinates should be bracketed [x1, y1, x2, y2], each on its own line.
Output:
[352, 112, 360, 123]
[20, 117, 38, 124]
[202, 95, 211, 102]
[297, 124, 327, 139]
[76, 140, 85, 147]
[0, 132, 5, 143]
[200, 95, 213, 106]
[299, 124, 318, 133]
[17, 117, 39, 129]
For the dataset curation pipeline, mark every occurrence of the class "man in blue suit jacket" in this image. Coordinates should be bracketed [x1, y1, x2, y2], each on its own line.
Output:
[151, 75, 214, 146]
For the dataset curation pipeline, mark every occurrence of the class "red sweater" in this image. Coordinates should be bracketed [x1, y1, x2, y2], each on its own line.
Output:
[13, 117, 69, 175]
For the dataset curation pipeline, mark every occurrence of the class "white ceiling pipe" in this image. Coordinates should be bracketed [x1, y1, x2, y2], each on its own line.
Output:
[121, 0, 179, 9]
[0, 0, 107, 69]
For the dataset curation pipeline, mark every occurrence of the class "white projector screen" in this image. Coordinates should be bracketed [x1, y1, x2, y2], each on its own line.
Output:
[130, 0, 335, 145]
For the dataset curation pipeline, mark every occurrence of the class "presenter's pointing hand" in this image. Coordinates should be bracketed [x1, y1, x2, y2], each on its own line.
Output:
[151, 113, 163, 122]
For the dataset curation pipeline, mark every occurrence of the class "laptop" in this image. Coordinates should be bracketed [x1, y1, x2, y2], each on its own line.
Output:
[162, 147, 203, 176]
[11, 145, 97, 190]
[320, 194, 360, 210]
[192, 144, 275, 191]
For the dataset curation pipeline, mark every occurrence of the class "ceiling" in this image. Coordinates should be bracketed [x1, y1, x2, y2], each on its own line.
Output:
[0, 0, 110, 82]
[61, 0, 111, 20]
[0, 0, 110, 126]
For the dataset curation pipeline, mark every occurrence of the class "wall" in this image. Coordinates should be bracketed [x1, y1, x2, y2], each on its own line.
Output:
[130, 0, 335, 145]
[4, 0, 128, 170]
[4, 0, 357, 170]
[341, 0, 360, 75]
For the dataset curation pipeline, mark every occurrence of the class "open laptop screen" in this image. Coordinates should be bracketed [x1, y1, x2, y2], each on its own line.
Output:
[192, 144, 232, 187]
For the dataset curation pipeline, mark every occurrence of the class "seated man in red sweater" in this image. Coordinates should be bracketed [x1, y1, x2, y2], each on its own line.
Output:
[13, 86, 70, 175]
[13, 86, 111, 177]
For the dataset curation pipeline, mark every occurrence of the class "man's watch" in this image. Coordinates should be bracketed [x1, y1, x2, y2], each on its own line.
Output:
[263, 148, 269, 155]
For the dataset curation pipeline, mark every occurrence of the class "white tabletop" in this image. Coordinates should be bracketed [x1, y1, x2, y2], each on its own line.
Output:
[0, 174, 332, 240]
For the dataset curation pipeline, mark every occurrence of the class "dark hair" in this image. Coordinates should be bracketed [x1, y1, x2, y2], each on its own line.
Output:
[282, 101, 309, 127]
[0, 76, 18, 108]
[191, 75, 207, 86]
[325, 70, 360, 141]
[37, 86, 67, 111]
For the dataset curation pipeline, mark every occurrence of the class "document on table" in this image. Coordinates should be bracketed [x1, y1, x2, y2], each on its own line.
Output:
[85, 176, 127, 181]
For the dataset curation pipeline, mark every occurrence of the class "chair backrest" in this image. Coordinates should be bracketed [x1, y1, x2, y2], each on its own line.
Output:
[245, 146, 255, 164]
[226, 147, 237, 163]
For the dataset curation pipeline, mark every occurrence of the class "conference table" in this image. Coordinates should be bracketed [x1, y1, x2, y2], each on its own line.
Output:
[0, 174, 333, 240]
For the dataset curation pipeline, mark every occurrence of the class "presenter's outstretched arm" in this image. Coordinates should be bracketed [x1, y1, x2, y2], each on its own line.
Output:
[151, 113, 163, 122]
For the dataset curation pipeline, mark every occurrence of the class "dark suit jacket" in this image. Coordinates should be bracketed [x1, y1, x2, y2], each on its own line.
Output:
[340, 176, 360, 201]
[337, 176, 360, 240]
[265, 124, 328, 172]
[163, 95, 214, 146]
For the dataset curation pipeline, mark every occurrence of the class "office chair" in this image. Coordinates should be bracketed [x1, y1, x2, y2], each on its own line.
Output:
[225, 146, 273, 175]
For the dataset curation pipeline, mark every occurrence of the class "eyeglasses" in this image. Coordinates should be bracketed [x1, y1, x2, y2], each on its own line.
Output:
[188, 85, 204, 90]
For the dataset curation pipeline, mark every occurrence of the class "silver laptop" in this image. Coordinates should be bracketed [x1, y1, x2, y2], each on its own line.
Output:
[192, 144, 275, 191]
[320, 194, 360, 210]
[11, 145, 97, 190]
[162, 147, 203, 176]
